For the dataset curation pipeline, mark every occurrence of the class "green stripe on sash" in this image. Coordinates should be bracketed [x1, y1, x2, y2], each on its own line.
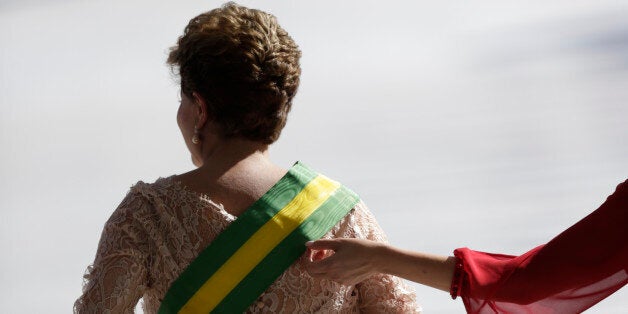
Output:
[213, 185, 358, 313]
[158, 162, 359, 314]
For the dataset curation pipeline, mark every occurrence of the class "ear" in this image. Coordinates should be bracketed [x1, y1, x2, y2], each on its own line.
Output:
[192, 92, 208, 129]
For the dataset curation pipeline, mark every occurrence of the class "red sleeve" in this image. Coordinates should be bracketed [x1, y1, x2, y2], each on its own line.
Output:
[451, 179, 628, 314]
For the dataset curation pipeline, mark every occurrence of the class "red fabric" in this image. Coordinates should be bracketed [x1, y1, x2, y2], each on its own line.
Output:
[453, 179, 628, 314]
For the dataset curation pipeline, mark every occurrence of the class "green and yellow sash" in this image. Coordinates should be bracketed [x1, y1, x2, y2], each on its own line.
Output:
[158, 162, 359, 314]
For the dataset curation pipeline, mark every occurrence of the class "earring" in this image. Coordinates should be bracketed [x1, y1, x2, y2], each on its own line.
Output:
[192, 127, 201, 144]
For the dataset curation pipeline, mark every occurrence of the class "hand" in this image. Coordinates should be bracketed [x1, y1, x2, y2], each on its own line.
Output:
[305, 238, 385, 285]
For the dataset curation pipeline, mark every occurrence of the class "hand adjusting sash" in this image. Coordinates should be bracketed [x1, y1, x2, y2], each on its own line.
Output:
[158, 162, 360, 314]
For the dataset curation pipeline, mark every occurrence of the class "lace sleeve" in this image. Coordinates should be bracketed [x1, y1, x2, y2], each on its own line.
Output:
[74, 190, 151, 314]
[349, 202, 421, 313]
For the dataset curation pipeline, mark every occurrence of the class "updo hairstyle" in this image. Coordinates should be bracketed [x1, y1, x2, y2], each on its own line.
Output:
[167, 2, 301, 144]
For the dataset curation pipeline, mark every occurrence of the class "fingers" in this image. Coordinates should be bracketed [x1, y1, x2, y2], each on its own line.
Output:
[306, 258, 363, 286]
[311, 249, 329, 262]
[306, 255, 335, 274]
[305, 238, 342, 250]
[306, 247, 330, 262]
[305, 253, 365, 286]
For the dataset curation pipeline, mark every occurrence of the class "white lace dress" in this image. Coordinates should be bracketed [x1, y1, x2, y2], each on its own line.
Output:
[74, 177, 420, 313]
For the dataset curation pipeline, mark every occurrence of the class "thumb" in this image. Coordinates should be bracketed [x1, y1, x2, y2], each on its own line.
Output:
[305, 238, 341, 250]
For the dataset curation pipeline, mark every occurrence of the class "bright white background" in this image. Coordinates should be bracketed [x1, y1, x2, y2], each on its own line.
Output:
[1, 0, 627, 313]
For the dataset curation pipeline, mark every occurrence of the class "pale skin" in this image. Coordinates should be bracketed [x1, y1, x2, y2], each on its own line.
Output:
[174, 91, 286, 217]
[179, 91, 455, 292]
[177, 93, 416, 313]
[305, 238, 457, 292]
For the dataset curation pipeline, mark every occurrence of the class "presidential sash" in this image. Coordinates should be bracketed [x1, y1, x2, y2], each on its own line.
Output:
[158, 162, 359, 314]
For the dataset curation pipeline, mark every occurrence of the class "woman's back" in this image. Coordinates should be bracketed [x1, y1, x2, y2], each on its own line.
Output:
[173, 153, 287, 218]
[75, 170, 419, 313]
[74, 3, 420, 312]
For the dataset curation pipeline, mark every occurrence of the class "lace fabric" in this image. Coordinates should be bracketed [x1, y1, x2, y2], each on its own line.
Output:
[74, 177, 420, 313]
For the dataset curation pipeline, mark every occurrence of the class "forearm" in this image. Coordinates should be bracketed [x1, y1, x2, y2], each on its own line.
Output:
[374, 245, 456, 292]
[306, 238, 456, 292]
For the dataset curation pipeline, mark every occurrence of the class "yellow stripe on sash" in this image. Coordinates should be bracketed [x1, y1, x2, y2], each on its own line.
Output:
[179, 175, 340, 313]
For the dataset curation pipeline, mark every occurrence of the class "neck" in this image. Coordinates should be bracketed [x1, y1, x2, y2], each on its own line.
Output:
[177, 136, 286, 215]
[195, 136, 272, 179]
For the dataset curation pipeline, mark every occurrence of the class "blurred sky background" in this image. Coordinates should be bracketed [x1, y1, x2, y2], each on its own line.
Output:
[1, 0, 627, 313]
